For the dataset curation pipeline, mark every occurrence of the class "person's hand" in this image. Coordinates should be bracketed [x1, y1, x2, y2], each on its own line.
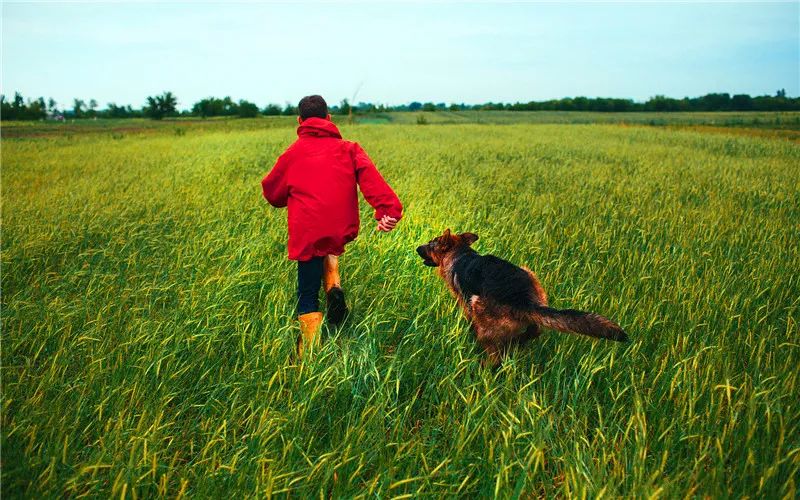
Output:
[377, 215, 398, 232]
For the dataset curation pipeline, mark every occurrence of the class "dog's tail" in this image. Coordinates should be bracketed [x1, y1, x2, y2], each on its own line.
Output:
[526, 306, 628, 342]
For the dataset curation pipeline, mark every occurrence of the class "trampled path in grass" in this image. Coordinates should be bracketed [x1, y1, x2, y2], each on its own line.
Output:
[2, 118, 798, 497]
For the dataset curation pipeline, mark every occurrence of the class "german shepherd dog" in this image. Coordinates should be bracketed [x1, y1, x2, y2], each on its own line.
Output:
[416, 229, 628, 366]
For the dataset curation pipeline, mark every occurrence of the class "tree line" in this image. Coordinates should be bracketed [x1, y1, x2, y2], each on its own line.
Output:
[2, 90, 798, 121]
[0, 91, 301, 121]
[392, 90, 798, 113]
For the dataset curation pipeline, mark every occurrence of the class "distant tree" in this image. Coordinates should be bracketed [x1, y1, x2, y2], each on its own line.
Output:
[646, 95, 681, 112]
[13, 92, 24, 111]
[1, 92, 48, 120]
[106, 103, 121, 117]
[612, 98, 636, 112]
[339, 99, 351, 116]
[191, 96, 241, 117]
[571, 96, 588, 110]
[408, 101, 422, 112]
[47, 98, 58, 113]
[698, 93, 731, 111]
[422, 102, 437, 112]
[731, 94, 753, 111]
[3, 94, 14, 119]
[281, 103, 296, 116]
[106, 102, 137, 118]
[30, 97, 47, 119]
[1, 94, 20, 119]
[237, 99, 259, 118]
[777, 88, 786, 98]
[144, 91, 178, 120]
[262, 103, 282, 116]
[163, 92, 178, 111]
[88, 99, 98, 117]
[221, 97, 236, 115]
[480, 102, 505, 111]
[357, 102, 376, 113]
[558, 99, 575, 111]
[73, 98, 85, 117]
[144, 96, 160, 119]
[192, 98, 215, 118]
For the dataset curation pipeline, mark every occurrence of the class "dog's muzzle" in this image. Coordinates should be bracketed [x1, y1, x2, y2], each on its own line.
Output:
[416, 246, 438, 267]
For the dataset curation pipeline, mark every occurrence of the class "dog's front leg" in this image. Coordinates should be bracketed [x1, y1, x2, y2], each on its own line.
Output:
[457, 294, 473, 322]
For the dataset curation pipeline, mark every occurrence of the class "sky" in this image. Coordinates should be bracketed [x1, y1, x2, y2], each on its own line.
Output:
[2, 1, 798, 111]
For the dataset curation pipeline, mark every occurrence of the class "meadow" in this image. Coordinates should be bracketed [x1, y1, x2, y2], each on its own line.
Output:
[2, 113, 799, 497]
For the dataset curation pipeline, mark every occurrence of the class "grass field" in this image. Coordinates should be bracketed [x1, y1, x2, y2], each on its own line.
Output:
[4, 110, 800, 139]
[2, 113, 799, 497]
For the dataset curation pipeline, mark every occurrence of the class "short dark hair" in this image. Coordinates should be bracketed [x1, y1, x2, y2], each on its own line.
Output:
[298, 95, 328, 120]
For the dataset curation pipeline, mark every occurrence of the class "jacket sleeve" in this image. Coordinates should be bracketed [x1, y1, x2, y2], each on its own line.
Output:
[261, 151, 290, 208]
[352, 143, 403, 221]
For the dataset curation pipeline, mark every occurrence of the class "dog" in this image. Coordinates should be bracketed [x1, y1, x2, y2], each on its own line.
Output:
[416, 229, 628, 366]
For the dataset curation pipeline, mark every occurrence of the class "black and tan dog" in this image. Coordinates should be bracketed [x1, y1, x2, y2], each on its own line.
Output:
[417, 229, 628, 366]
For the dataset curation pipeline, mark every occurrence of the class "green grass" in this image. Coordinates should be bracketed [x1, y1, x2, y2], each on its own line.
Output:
[3, 110, 799, 139]
[2, 117, 799, 497]
[381, 110, 800, 129]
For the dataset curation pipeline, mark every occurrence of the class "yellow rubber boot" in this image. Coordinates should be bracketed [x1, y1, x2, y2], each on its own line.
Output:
[323, 255, 348, 325]
[297, 312, 323, 358]
[322, 255, 341, 292]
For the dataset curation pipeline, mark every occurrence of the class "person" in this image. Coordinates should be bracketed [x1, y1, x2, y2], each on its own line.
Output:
[261, 95, 403, 357]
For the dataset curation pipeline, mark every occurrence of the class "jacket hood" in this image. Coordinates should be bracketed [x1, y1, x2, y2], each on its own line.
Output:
[297, 117, 342, 139]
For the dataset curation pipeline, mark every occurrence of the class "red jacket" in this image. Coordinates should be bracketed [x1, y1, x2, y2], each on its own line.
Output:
[261, 117, 403, 261]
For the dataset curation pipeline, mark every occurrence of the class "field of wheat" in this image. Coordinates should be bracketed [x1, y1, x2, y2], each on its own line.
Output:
[2, 114, 798, 497]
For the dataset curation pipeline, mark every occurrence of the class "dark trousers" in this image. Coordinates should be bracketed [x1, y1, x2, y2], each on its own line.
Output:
[297, 256, 324, 315]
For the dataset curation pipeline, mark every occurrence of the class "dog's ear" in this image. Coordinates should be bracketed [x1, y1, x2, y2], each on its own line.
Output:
[443, 228, 452, 238]
[460, 232, 479, 245]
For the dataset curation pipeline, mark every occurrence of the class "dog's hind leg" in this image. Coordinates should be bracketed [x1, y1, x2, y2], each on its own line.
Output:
[470, 297, 502, 367]
[519, 323, 542, 344]
[479, 340, 503, 368]
[521, 266, 548, 306]
[471, 297, 522, 367]
[516, 268, 547, 344]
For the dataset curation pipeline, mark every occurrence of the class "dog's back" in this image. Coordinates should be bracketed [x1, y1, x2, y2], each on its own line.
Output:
[452, 252, 540, 310]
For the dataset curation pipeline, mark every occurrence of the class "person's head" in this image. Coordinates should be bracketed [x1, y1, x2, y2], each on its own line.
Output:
[298, 95, 330, 123]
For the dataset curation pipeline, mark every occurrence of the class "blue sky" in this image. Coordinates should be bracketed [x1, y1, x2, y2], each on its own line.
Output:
[2, 2, 798, 110]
